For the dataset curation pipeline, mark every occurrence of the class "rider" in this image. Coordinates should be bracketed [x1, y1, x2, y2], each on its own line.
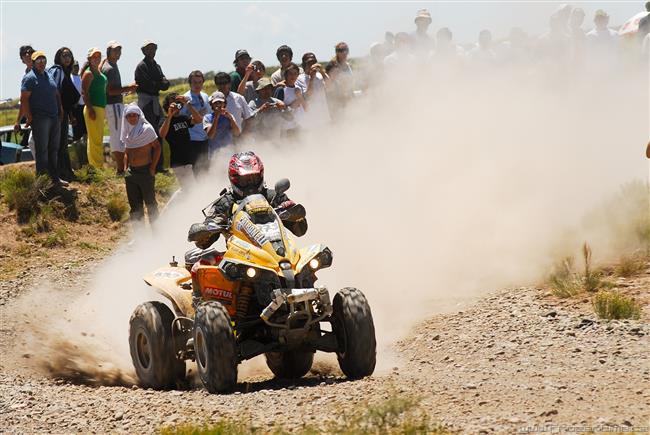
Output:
[190, 151, 307, 309]
[204, 150, 307, 236]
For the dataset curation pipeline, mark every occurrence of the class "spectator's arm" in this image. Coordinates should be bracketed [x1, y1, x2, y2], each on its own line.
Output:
[56, 91, 64, 122]
[149, 139, 161, 176]
[19, 90, 32, 126]
[185, 102, 203, 125]
[159, 115, 172, 139]
[204, 115, 219, 140]
[81, 71, 96, 119]
[158, 65, 170, 91]
[646, 140, 650, 159]
[226, 113, 242, 137]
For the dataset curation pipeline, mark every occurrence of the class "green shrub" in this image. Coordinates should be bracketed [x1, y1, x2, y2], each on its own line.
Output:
[592, 290, 641, 320]
[106, 193, 128, 222]
[0, 167, 51, 223]
[74, 165, 113, 184]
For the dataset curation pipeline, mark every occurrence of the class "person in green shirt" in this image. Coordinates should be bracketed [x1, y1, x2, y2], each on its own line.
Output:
[230, 49, 251, 93]
[81, 47, 107, 169]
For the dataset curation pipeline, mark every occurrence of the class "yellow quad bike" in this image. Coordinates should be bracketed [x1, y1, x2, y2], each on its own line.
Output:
[128, 179, 376, 393]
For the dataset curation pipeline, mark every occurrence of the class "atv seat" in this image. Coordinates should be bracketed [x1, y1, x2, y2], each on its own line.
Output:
[184, 247, 224, 270]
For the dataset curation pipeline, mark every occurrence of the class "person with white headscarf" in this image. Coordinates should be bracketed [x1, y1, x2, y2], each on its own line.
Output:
[121, 103, 161, 222]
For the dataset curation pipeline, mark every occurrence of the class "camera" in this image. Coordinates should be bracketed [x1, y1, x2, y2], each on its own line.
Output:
[172, 102, 183, 110]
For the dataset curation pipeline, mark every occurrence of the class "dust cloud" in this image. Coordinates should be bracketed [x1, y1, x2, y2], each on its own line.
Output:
[17, 57, 649, 381]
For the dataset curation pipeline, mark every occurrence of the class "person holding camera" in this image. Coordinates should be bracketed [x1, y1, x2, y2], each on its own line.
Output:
[237, 60, 266, 102]
[159, 93, 203, 181]
[213, 72, 253, 138]
[203, 91, 240, 160]
[248, 77, 291, 142]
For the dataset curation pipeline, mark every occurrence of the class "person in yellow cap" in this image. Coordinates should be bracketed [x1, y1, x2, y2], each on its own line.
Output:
[81, 47, 107, 169]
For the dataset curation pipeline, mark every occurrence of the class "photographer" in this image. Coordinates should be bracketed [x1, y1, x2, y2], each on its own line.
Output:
[159, 93, 203, 180]
[237, 60, 266, 102]
[203, 91, 240, 160]
[248, 78, 291, 142]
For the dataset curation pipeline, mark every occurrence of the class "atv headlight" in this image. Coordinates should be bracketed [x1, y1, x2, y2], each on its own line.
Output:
[246, 267, 257, 278]
[309, 258, 320, 270]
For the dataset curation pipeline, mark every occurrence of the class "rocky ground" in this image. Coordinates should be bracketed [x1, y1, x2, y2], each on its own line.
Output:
[1, 259, 649, 434]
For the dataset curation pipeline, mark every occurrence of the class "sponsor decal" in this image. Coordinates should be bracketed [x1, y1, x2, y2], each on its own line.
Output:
[236, 217, 268, 247]
[203, 287, 233, 304]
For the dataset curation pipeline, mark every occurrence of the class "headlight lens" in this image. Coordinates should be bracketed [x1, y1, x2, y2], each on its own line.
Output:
[246, 267, 257, 278]
[309, 258, 320, 270]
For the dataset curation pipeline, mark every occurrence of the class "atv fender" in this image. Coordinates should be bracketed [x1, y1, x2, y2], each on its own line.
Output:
[143, 267, 195, 318]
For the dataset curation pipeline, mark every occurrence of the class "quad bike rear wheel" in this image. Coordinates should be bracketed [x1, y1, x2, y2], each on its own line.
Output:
[332, 287, 377, 379]
[265, 350, 314, 379]
[194, 301, 238, 393]
[129, 301, 186, 389]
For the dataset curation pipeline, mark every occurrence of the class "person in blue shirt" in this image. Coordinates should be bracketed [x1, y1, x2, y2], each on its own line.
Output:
[203, 91, 240, 162]
[19, 51, 65, 186]
[181, 70, 211, 175]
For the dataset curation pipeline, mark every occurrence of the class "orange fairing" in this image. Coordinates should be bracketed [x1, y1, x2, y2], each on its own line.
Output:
[195, 265, 239, 316]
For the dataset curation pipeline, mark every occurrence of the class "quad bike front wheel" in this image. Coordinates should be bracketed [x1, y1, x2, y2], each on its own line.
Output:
[265, 350, 314, 379]
[332, 287, 377, 379]
[194, 301, 238, 393]
[129, 301, 186, 389]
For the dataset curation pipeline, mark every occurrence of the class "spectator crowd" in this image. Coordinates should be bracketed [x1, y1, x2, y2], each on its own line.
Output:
[12, 3, 650, 222]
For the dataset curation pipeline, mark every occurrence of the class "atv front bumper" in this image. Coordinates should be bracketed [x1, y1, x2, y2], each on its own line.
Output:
[260, 287, 333, 329]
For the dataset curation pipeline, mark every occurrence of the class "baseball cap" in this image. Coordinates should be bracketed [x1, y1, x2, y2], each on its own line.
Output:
[87, 47, 101, 58]
[235, 49, 251, 61]
[255, 78, 273, 91]
[209, 91, 226, 104]
[31, 50, 46, 61]
[107, 40, 122, 49]
[141, 40, 157, 49]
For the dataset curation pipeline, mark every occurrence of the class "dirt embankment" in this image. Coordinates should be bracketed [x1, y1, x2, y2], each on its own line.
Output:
[0, 255, 648, 434]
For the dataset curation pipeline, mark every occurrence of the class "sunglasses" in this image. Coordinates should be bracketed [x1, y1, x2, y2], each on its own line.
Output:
[34, 58, 47, 65]
[336, 48, 349, 53]
[62, 53, 72, 59]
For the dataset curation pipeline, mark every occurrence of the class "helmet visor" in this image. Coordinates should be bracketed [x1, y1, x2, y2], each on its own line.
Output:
[234, 172, 262, 189]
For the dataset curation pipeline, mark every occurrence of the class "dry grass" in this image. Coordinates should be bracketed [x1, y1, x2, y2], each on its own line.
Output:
[106, 193, 129, 222]
[614, 253, 648, 278]
[592, 290, 642, 320]
[159, 394, 450, 435]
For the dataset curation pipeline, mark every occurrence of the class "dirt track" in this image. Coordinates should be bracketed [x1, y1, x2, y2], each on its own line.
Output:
[1, 261, 649, 434]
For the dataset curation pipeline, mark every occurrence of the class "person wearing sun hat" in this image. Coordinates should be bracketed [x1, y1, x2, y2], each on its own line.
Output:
[412, 8, 434, 53]
[81, 47, 107, 169]
[19, 50, 65, 185]
[247, 77, 291, 141]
